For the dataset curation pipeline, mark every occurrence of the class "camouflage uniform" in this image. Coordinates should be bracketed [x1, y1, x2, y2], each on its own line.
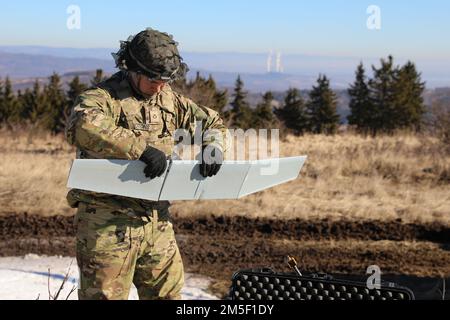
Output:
[66, 71, 227, 300]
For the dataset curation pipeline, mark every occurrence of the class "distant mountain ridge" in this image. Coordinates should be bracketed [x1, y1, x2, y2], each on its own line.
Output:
[0, 50, 351, 91]
[1, 45, 450, 91]
[0, 51, 115, 78]
[0, 45, 115, 60]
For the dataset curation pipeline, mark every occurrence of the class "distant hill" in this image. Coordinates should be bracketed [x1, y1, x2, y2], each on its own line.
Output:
[193, 69, 347, 92]
[9, 70, 103, 92]
[0, 50, 352, 92]
[2, 45, 450, 89]
[0, 51, 115, 78]
[0, 46, 114, 60]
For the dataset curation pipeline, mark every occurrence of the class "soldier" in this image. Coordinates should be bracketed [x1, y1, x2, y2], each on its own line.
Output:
[65, 28, 227, 300]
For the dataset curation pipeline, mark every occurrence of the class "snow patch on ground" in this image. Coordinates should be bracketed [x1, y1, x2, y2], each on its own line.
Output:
[0, 254, 219, 300]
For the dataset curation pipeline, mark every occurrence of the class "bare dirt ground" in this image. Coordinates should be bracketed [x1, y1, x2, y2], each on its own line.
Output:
[1, 213, 449, 299]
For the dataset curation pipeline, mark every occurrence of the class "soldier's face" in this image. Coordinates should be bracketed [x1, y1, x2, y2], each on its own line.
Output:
[131, 72, 166, 96]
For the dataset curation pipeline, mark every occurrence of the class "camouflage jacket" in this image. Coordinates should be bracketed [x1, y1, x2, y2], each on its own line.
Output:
[66, 71, 227, 213]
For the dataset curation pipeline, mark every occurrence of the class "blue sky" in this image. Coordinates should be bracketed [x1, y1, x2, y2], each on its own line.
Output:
[0, 0, 449, 60]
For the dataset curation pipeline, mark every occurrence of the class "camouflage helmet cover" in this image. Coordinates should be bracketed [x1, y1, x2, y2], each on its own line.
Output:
[112, 28, 189, 82]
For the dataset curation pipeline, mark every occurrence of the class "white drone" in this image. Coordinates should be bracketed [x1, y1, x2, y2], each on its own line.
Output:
[67, 156, 307, 201]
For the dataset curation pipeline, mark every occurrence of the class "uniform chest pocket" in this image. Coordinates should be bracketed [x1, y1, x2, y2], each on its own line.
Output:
[119, 103, 176, 143]
[119, 112, 144, 131]
[118, 100, 144, 130]
[119, 105, 162, 132]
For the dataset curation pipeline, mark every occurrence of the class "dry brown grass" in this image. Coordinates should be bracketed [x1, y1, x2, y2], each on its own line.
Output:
[0, 129, 449, 224]
[174, 132, 450, 224]
[0, 129, 75, 216]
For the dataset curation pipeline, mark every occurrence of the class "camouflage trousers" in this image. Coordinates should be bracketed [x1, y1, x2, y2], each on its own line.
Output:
[75, 202, 184, 300]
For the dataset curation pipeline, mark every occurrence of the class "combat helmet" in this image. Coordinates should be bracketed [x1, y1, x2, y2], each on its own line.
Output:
[112, 28, 189, 82]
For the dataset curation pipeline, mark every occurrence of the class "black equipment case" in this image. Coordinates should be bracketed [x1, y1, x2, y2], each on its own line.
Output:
[229, 268, 415, 301]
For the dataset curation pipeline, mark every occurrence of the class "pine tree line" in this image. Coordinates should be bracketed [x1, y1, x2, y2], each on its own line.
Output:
[0, 71, 94, 133]
[0, 56, 431, 137]
[347, 56, 426, 135]
[230, 73, 339, 134]
[228, 56, 427, 136]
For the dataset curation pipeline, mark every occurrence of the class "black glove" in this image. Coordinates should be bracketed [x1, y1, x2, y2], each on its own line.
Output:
[200, 145, 223, 177]
[139, 146, 168, 179]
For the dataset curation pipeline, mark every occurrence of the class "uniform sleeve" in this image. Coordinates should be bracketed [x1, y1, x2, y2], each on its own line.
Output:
[174, 93, 228, 152]
[65, 88, 147, 160]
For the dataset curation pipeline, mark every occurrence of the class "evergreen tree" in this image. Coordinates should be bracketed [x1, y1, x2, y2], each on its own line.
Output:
[1, 77, 21, 125]
[253, 91, 278, 129]
[368, 56, 426, 133]
[206, 74, 228, 113]
[68, 75, 87, 106]
[41, 73, 67, 133]
[347, 63, 373, 134]
[228, 75, 252, 129]
[25, 80, 48, 127]
[392, 61, 426, 131]
[275, 88, 309, 135]
[13, 89, 26, 124]
[307, 75, 340, 134]
[91, 69, 106, 86]
[368, 56, 398, 134]
[19, 87, 34, 121]
[66, 75, 88, 129]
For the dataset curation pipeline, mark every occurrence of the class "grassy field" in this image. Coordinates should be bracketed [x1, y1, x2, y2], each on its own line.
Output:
[0, 129, 449, 224]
